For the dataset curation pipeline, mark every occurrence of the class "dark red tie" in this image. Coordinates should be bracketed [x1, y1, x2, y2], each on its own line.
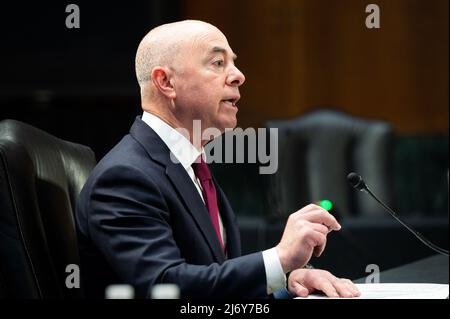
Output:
[192, 157, 225, 253]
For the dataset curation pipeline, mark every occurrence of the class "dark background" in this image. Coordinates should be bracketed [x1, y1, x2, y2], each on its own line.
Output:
[0, 1, 448, 279]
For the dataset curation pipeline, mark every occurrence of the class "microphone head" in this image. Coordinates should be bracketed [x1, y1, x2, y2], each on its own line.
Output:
[347, 172, 366, 191]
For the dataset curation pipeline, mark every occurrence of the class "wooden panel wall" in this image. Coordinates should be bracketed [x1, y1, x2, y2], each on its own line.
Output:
[181, 0, 448, 133]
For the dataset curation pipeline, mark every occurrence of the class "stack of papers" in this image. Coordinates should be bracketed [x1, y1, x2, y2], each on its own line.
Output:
[295, 283, 449, 299]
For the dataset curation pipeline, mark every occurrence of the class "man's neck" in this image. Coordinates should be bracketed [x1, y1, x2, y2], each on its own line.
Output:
[142, 109, 204, 151]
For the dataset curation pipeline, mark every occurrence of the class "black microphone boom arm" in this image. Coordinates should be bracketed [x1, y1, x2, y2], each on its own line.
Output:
[347, 172, 448, 256]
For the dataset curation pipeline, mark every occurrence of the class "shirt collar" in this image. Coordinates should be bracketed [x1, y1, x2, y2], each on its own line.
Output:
[141, 111, 204, 169]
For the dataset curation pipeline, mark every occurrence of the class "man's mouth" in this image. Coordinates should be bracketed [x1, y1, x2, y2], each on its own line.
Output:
[221, 97, 240, 107]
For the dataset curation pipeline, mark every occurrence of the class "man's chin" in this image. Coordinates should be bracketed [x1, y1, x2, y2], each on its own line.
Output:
[221, 120, 238, 132]
[204, 116, 238, 138]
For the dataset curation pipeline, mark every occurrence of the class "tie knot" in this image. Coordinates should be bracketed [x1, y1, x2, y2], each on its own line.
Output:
[192, 156, 211, 182]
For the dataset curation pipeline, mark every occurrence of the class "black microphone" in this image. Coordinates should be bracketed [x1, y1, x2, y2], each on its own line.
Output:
[347, 172, 449, 256]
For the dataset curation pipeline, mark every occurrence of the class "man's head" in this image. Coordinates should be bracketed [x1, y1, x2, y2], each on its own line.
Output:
[135, 20, 245, 140]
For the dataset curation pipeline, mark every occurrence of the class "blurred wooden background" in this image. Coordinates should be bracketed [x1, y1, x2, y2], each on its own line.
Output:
[182, 0, 449, 133]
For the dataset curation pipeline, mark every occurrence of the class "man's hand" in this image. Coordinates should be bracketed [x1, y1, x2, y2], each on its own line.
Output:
[288, 268, 361, 298]
[276, 204, 341, 273]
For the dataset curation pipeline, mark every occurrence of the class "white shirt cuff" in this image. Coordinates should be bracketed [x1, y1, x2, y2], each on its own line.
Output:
[262, 247, 287, 294]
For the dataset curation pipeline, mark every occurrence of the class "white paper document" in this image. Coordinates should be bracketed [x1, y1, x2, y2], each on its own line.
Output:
[295, 283, 449, 299]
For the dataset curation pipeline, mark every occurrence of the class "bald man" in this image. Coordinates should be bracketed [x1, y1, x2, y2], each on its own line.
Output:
[76, 20, 360, 299]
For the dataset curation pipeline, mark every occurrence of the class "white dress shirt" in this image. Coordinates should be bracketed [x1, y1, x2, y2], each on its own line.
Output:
[141, 111, 286, 294]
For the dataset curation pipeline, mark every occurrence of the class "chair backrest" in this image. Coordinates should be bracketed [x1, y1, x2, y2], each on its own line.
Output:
[0, 119, 96, 298]
[266, 110, 394, 219]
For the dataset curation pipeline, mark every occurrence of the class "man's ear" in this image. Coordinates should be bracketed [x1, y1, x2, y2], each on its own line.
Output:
[151, 66, 176, 99]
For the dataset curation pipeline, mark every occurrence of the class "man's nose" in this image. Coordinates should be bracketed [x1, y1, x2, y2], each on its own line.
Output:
[227, 66, 246, 87]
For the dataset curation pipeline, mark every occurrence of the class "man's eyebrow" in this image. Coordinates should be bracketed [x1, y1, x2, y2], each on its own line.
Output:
[211, 46, 237, 60]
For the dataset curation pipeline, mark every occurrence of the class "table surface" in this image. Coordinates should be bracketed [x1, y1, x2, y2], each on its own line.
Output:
[356, 254, 449, 284]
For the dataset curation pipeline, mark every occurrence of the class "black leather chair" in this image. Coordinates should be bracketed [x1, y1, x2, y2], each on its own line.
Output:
[0, 119, 96, 298]
[265, 109, 394, 219]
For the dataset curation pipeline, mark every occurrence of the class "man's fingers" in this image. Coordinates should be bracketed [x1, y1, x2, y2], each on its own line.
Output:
[306, 230, 327, 250]
[308, 224, 329, 257]
[316, 280, 339, 298]
[310, 222, 330, 235]
[313, 245, 325, 257]
[298, 204, 325, 213]
[292, 282, 310, 298]
[302, 210, 341, 231]
[341, 279, 361, 297]
[313, 246, 326, 257]
[332, 279, 356, 298]
[312, 231, 327, 257]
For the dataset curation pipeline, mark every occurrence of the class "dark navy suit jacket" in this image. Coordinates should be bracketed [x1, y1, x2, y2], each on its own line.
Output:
[76, 117, 267, 298]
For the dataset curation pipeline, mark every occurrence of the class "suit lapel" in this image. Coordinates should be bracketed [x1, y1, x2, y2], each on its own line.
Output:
[130, 117, 226, 263]
[165, 161, 226, 263]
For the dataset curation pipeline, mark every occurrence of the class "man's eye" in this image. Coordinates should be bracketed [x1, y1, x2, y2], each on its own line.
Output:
[213, 60, 224, 67]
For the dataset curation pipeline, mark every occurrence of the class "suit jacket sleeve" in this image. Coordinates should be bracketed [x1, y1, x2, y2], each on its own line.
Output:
[81, 164, 268, 298]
